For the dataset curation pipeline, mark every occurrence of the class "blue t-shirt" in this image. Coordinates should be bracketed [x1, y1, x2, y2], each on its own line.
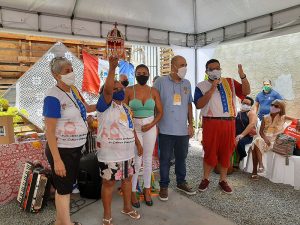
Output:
[255, 89, 283, 120]
[154, 75, 193, 136]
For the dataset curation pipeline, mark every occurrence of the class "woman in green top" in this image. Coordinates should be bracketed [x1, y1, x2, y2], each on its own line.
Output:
[124, 64, 163, 207]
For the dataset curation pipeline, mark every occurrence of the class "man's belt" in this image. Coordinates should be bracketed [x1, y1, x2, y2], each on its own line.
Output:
[203, 117, 235, 121]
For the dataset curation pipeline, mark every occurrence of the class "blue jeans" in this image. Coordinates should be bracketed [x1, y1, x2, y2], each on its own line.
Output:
[159, 134, 189, 188]
[236, 135, 253, 161]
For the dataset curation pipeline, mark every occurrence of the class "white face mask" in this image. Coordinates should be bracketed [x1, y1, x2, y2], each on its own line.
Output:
[177, 66, 187, 79]
[270, 106, 281, 114]
[61, 72, 75, 86]
[207, 70, 221, 80]
[241, 104, 251, 112]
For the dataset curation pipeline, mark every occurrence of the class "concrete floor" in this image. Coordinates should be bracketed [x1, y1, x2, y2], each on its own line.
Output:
[71, 188, 236, 225]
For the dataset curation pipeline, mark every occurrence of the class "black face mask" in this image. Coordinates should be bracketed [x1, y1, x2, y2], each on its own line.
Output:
[121, 80, 129, 87]
[136, 75, 149, 85]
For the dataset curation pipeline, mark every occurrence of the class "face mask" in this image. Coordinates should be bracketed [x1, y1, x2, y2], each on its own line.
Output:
[121, 80, 129, 87]
[241, 104, 251, 111]
[207, 70, 221, 80]
[136, 75, 149, 85]
[177, 67, 187, 79]
[113, 90, 125, 101]
[263, 85, 272, 93]
[270, 106, 280, 114]
[61, 72, 75, 86]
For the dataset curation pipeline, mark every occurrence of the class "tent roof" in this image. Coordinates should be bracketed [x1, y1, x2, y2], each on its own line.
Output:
[0, 0, 299, 33]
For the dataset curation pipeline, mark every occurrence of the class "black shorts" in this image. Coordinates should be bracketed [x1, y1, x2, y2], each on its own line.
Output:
[45, 143, 83, 195]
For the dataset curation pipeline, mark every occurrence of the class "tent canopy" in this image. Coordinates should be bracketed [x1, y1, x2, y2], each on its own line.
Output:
[0, 0, 299, 34]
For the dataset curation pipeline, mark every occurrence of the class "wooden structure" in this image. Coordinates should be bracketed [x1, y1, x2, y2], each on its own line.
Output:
[160, 48, 174, 76]
[0, 32, 131, 95]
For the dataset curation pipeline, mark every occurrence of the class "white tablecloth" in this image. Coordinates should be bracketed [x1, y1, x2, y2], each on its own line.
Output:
[244, 149, 300, 190]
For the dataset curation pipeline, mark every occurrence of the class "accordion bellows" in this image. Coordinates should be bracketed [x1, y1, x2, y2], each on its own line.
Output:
[17, 162, 51, 213]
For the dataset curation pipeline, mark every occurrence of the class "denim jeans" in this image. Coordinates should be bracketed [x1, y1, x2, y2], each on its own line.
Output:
[236, 135, 253, 161]
[159, 133, 189, 188]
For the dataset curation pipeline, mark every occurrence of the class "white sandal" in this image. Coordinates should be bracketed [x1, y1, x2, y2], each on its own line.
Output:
[258, 167, 264, 173]
[103, 218, 113, 225]
[121, 209, 141, 220]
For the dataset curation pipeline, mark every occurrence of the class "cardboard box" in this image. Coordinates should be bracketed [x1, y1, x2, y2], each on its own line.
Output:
[0, 116, 15, 144]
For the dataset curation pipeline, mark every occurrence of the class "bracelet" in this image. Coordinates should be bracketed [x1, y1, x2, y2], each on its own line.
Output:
[241, 75, 247, 79]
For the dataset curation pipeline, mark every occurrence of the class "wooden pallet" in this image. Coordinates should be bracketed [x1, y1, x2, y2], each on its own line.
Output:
[0, 32, 131, 95]
[160, 48, 174, 76]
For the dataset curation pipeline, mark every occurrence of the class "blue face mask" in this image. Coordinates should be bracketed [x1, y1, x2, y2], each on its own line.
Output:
[113, 90, 125, 101]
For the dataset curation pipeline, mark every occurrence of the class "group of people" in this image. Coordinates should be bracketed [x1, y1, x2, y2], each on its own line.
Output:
[43, 55, 299, 225]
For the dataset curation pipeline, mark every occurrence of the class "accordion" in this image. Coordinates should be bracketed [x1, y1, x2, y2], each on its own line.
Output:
[17, 162, 51, 213]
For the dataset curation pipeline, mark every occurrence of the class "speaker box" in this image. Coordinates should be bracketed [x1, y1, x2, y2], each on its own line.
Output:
[78, 152, 102, 199]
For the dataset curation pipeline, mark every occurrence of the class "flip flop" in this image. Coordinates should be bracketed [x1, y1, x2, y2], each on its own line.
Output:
[251, 174, 259, 181]
[258, 167, 264, 173]
[102, 218, 113, 225]
[121, 209, 141, 220]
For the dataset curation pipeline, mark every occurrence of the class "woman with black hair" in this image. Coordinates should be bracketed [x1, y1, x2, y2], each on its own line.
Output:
[235, 96, 258, 162]
[124, 64, 163, 207]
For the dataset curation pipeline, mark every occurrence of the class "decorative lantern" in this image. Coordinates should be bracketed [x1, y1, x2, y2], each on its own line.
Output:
[106, 23, 125, 59]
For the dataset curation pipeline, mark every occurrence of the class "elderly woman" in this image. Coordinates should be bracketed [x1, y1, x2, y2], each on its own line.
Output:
[124, 64, 163, 207]
[251, 99, 296, 179]
[43, 57, 96, 225]
[96, 57, 140, 225]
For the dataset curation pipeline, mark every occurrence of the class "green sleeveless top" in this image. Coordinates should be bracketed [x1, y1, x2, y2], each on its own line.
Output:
[129, 86, 155, 118]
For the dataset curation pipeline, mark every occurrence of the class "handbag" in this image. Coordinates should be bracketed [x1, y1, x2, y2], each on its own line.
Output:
[272, 133, 296, 165]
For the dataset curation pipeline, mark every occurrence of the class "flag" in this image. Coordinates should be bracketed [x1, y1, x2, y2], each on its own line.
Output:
[82, 50, 120, 94]
[82, 50, 100, 94]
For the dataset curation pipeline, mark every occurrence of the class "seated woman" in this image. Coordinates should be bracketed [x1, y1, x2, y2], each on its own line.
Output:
[96, 57, 141, 225]
[235, 96, 257, 162]
[251, 99, 296, 179]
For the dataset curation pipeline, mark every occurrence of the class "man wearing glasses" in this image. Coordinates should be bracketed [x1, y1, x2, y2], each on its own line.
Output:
[194, 59, 250, 194]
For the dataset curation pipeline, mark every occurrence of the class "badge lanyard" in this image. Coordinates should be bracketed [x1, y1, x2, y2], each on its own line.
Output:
[172, 82, 182, 106]
[56, 86, 88, 128]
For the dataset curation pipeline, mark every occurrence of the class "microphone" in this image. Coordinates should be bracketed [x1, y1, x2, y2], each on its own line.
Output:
[217, 84, 220, 91]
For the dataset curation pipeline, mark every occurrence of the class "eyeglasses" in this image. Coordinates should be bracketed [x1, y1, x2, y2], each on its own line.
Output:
[271, 104, 280, 108]
[50, 56, 66, 66]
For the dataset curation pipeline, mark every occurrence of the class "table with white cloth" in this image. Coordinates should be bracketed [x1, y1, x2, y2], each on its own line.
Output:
[243, 149, 300, 190]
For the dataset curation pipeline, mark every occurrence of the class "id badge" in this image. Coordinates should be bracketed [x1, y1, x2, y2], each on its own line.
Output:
[173, 93, 182, 106]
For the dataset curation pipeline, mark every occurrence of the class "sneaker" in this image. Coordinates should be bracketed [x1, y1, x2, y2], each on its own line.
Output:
[198, 179, 210, 192]
[176, 182, 196, 195]
[219, 181, 233, 194]
[159, 187, 168, 201]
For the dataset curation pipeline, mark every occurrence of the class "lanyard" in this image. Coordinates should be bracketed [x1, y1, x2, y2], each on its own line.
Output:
[56, 86, 88, 127]
[172, 81, 182, 96]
